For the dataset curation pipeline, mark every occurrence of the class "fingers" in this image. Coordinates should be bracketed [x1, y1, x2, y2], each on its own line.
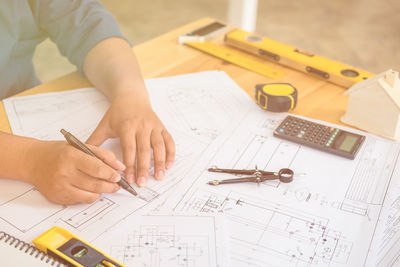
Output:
[87, 117, 109, 146]
[50, 185, 101, 205]
[71, 173, 120, 195]
[136, 129, 152, 187]
[74, 151, 121, 182]
[151, 130, 166, 180]
[162, 130, 176, 169]
[120, 130, 137, 184]
[88, 145, 126, 171]
[122, 128, 175, 187]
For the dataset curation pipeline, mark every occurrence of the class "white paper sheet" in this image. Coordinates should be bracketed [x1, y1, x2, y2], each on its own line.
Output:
[94, 215, 226, 267]
[3, 70, 400, 266]
[0, 71, 255, 243]
[154, 108, 400, 267]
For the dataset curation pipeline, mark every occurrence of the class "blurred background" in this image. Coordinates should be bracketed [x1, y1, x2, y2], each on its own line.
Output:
[33, 0, 400, 83]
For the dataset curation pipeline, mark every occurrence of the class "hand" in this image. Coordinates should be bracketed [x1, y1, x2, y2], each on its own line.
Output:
[87, 90, 175, 187]
[25, 140, 126, 205]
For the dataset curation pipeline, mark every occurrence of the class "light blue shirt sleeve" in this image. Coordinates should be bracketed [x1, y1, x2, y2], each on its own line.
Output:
[29, 0, 130, 76]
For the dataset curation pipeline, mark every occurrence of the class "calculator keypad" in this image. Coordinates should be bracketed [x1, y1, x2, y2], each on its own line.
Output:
[277, 116, 338, 147]
[273, 115, 365, 159]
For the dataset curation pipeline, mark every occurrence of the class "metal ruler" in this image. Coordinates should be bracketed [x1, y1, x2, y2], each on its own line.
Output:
[185, 41, 285, 79]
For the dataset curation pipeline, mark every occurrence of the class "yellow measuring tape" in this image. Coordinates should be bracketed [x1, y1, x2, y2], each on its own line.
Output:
[185, 41, 285, 79]
[225, 29, 374, 87]
[255, 83, 297, 112]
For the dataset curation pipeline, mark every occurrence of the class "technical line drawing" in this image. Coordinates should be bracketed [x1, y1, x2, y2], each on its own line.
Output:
[261, 118, 281, 130]
[62, 197, 117, 229]
[0, 188, 66, 233]
[109, 226, 209, 267]
[6, 88, 108, 141]
[96, 215, 221, 267]
[180, 189, 353, 266]
[341, 139, 400, 216]
[0, 72, 265, 245]
[165, 80, 242, 143]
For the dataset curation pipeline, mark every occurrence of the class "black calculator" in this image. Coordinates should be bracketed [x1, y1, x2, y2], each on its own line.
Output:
[273, 115, 365, 159]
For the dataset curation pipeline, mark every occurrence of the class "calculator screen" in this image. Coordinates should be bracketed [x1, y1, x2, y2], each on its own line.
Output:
[338, 134, 359, 152]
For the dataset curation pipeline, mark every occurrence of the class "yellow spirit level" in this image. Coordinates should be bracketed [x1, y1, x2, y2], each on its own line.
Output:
[184, 41, 285, 79]
[33, 226, 125, 267]
[225, 29, 374, 88]
[254, 83, 297, 112]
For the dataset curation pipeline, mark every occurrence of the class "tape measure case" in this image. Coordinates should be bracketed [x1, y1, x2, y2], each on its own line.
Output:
[254, 83, 298, 112]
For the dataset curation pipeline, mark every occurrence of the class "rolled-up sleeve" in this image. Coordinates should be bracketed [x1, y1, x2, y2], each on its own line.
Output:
[30, 0, 130, 75]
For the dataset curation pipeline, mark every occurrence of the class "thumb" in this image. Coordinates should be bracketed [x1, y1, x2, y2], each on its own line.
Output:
[87, 119, 109, 146]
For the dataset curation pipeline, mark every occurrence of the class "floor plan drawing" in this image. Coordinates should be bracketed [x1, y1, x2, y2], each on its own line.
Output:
[0, 71, 257, 244]
[0, 187, 65, 233]
[94, 215, 225, 267]
[179, 189, 352, 266]
[169, 109, 400, 266]
[61, 197, 117, 230]
[3, 71, 400, 266]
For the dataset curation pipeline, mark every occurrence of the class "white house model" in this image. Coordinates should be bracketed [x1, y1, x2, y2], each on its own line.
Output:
[341, 69, 400, 140]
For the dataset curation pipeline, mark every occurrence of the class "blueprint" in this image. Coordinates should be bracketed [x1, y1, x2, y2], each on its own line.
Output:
[366, 155, 400, 266]
[2, 70, 400, 266]
[0, 71, 256, 243]
[154, 108, 400, 267]
[94, 215, 226, 267]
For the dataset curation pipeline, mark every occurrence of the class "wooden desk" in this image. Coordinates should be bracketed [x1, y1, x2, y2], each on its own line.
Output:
[0, 17, 349, 133]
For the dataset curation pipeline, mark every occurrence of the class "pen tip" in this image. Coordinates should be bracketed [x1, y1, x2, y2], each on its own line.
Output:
[127, 186, 138, 196]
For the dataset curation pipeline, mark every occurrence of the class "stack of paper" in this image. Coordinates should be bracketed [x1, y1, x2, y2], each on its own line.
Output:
[2, 71, 400, 266]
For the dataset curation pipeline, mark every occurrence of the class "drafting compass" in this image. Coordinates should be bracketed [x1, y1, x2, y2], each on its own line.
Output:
[207, 166, 302, 186]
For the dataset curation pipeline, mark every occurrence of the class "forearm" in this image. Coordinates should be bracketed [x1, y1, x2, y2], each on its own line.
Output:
[83, 38, 149, 102]
[0, 132, 35, 182]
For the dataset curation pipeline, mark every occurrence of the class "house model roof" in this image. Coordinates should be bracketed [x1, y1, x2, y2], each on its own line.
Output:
[344, 69, 400, 110]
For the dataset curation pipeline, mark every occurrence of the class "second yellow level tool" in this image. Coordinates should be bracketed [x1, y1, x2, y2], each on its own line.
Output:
[225, 29, 374, 88]
[33, 226, 125, 267]
[185, 41, 285, 79]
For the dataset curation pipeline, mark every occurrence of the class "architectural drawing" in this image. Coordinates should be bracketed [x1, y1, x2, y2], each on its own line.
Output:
[0, 71, 256, 244]
[3, 88, 109, 141]
[62, 197, 117, 230]
[94, 215, 224, 267]
[109, 226, 208, 267]
[0, 188, 65, 233]
[365, 158, 400, 266]
[340, 138, 400, 216]
[179, 190, 352, 266]
[3, 71, 400, 266]
[170, 109, 400, 266]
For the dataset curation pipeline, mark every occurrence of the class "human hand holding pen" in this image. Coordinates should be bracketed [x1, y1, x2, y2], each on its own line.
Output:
[61, 129, 137, 197]
[23, 140, 126, 205]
